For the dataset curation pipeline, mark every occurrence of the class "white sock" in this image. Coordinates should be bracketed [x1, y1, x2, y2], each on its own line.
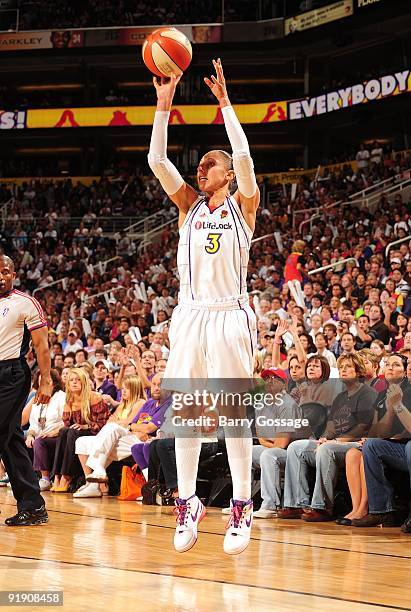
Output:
[224, 429, 252, 501]
[175, 437, 202, 500]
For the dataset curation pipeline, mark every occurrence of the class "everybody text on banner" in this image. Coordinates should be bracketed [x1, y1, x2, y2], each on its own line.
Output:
[285, 0, 353, 35]
[288, 70, 410, 120]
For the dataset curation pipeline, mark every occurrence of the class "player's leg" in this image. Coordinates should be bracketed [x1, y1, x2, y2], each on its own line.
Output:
[207, 305, 256, 554]
[163, 304, 207, 552]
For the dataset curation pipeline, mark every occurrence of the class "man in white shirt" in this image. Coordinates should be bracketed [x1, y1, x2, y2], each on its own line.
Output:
[370, 141, 383, 165]
[356, 144, 370, 171]
[63, 330, 83, 355]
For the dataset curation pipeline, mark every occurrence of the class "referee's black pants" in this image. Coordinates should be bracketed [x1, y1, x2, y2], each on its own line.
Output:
[0, 359, 44, 512]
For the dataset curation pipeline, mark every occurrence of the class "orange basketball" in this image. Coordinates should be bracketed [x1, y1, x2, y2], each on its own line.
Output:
[142, 27, 192, 78]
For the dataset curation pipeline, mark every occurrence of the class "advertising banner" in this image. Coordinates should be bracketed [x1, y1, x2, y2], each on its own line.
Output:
[288, 70, 411, 120]
[356, 0, 383, 8]
[224, 19, 283, 42]
[266, 161, 358, 184]
[0, 29, 84, 50]
[26, 101, 288, 129]
[0, 109, 26, 129]
[0, 24, 221, 51]
[85, 24, 222, 47]
[285, 0, 353, 35]
[0, 69, 408, 130]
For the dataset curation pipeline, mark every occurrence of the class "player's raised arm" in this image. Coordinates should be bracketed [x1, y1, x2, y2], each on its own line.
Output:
[204, 59, 260, 223]
[148, 74, 198, 218]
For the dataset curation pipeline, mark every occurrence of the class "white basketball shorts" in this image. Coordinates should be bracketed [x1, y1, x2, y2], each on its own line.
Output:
[163, 296, 257, 387]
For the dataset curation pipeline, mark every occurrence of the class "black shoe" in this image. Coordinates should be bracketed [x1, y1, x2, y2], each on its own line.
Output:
[5, 505, 48, 527]
[401, 514, 411, 534]
[335, 517, 352, 526]
[352, 512, 401, 528]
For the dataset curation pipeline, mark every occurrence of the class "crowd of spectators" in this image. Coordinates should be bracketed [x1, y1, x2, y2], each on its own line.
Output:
[18, 0, 222, 30]
[0, 143, 410, 532]
[15, 0, 342, 29]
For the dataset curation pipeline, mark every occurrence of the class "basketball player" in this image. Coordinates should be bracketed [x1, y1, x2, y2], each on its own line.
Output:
[148, 59, 259, 555]
[0, 255, 52, 525]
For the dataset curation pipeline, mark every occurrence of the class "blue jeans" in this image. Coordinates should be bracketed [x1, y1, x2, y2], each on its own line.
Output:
[283, 439, 359, 510]
[362, 438, 411, 514]
[252, 445, 287, 509]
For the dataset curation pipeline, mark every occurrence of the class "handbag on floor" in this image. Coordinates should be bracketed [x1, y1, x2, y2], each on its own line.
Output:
[141, 479, 162, 505]
[118, 464, 146, 501]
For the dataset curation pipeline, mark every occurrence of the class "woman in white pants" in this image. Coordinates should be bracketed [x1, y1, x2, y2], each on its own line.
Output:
[73, 375, 145, 498]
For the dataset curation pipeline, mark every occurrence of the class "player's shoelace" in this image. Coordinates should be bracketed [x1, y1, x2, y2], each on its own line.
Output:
[227, 502, 245, 530]
[174, 501, 189, 527]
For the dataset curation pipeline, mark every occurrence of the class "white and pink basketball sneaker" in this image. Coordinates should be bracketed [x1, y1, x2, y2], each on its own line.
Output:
[173, 495, 206, 553]
[224, 498, 253, 555]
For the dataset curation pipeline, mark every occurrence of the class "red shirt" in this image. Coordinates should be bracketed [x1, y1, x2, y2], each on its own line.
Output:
[285, 252, 303, 283]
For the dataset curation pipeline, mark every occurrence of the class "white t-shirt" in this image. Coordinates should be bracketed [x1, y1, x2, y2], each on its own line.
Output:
[29, 390, 66, 436]
[356, 149, 370, 170]
[371, 147, 383, 164]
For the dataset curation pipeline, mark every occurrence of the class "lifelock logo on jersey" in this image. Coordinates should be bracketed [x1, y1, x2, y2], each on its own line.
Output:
[195, 221, 233, 230]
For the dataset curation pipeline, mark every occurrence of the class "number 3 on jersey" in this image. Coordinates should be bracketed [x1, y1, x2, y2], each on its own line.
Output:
[205, 233, 222, 254]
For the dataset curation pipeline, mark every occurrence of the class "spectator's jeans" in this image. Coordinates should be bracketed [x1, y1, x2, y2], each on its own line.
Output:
[252, 445, 287, 509]
[362, 438, 411, 514]
[156, 437, 178, 489]
[283, 439, 359, 510]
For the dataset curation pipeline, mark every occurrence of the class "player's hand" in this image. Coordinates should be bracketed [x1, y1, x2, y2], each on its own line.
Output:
[35, 378, 53, 405]
[152, 73, 182, 109]
[204, 58, 229, 104]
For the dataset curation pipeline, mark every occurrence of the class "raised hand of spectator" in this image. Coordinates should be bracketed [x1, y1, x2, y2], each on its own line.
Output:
[289, 317, 299, 337]
[275, 318, 288, 340]
[119, 347, 129, 367]
[127, 344, 140, 362]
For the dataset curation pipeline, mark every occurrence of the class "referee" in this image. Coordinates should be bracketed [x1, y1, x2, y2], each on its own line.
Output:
[0, 255, 52, 526]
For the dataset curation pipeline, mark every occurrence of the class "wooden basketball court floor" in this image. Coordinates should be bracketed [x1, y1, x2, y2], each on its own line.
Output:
[0, 488, 410, 612]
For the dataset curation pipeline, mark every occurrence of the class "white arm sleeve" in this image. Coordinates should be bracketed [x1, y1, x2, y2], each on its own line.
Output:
[147, 111, 185, 196]
[221, 105, 258, 198]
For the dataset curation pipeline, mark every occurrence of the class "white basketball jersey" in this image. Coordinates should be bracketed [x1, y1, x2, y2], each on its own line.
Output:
[177, 195, 253, 301]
